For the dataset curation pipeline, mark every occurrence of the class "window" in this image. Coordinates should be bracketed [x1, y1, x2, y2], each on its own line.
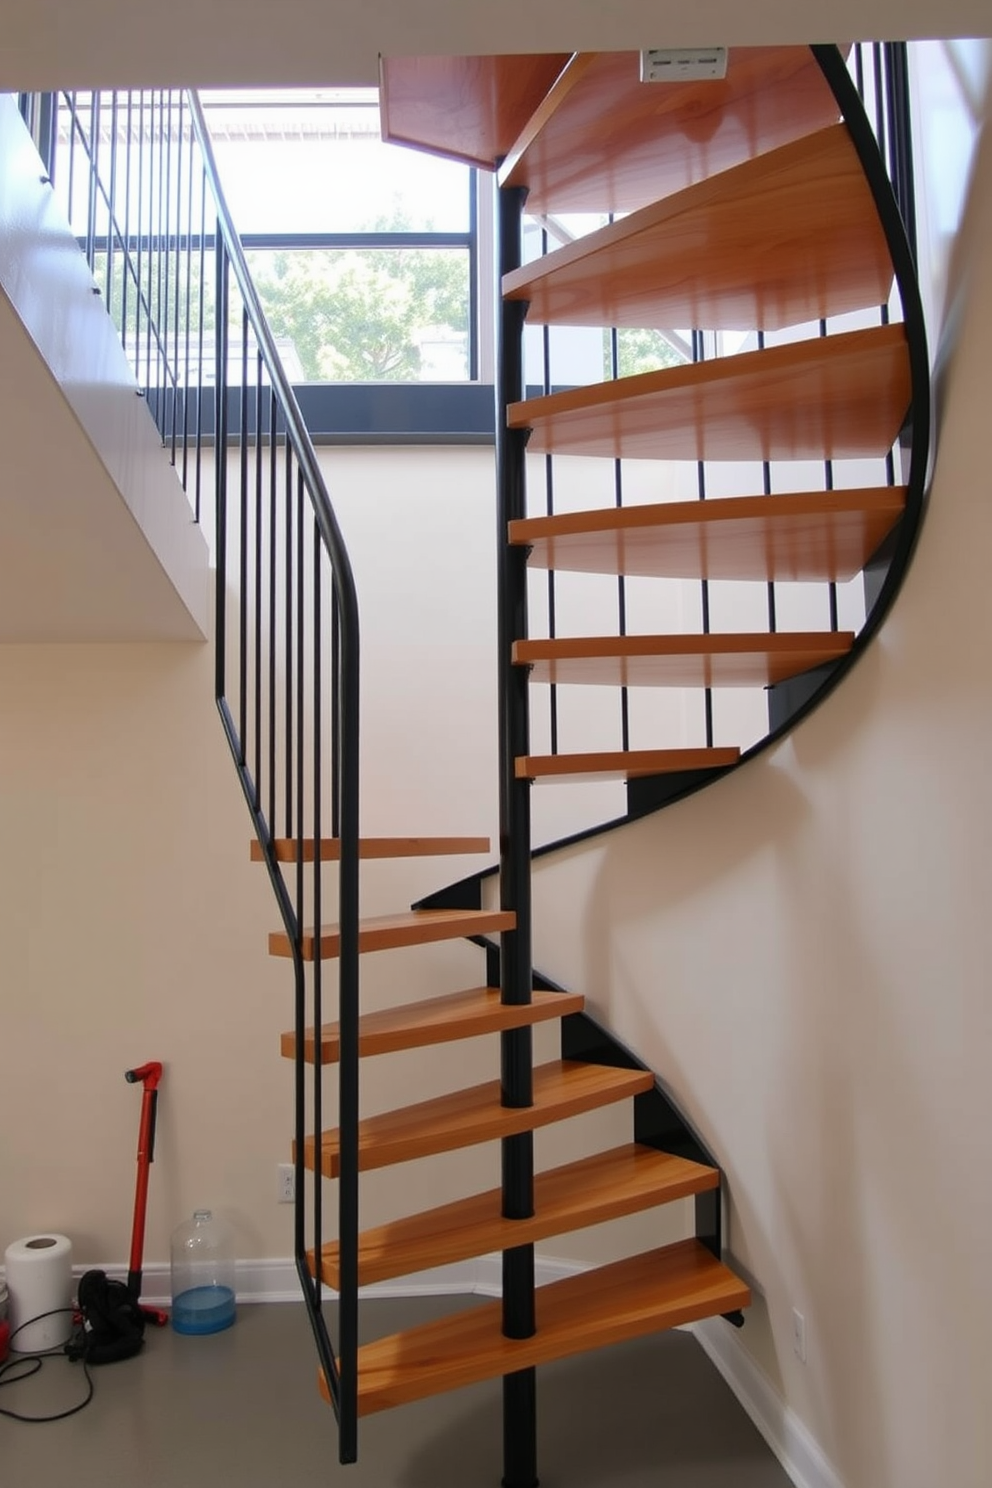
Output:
[203, 90, 479, 389]
[49, 86, 494, 443]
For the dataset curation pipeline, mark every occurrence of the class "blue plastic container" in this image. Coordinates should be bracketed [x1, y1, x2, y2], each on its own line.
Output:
[171, 1283, 236, 1335]
[170, 1211, 236, 1335]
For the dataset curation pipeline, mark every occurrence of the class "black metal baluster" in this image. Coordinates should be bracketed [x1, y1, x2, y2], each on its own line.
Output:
[540, 259, 558, 757]
[239, 309, 250, 756]
[121, 93, 133, 364]
[161, 90, 174, 440]
[214, 238, 229, 715]
[86, 93, 99, 275]
[693, 330, 715, 748]
[468, 169, 479, 381]
[755, 330, 777, 634]
[544, 448, 558, 757]
[288, 467, 316, 1429]
[158, 90, 169, 435]
[609, 322, 630, 751]
[820, 318, 840, 631]
[106, 94, 118, 311]
[284, 438, 295, 838]
[294, 469, 307, 1342]
[254, 353, 264, 810]
[296, 475, 306, 852]
[872, 44, 888, 163]
[885, 43, 918, 260]
[170, 92, 183, 465]
[145, 93, 156, 421]
[336, 561, 360, 1467]
[181, 116, 195, 492]
[194, 168, 207, 523]
[331, 583, 340, 838]
[268, 394, 279, 837]
[871, 46, 898, 492]
[155, 91, 167, 430]
[66, 92, 77, 233]
[311, 514, 324, 1339]
[135, 92, 145, 392]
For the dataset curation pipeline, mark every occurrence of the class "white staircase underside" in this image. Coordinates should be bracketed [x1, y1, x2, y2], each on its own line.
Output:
[0, 96, 208, 642]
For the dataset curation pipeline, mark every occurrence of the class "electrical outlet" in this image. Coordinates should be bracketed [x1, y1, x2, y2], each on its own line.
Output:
[792, 1307, 807, 1363]
[277, 1162, 295, 1204]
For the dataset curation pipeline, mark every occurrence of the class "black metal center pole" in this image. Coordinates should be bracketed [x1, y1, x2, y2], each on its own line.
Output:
[495, 177, 538, 1488]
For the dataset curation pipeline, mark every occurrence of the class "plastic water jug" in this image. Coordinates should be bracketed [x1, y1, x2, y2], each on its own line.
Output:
[170, 1210, 236, 1335]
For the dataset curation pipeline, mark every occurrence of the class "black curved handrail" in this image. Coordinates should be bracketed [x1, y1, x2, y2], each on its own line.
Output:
[416, 40, 932, 918]
[187, 95, 362, 1460]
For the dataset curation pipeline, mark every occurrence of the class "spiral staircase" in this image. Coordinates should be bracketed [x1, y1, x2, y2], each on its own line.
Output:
[255, 43, 927, 1485]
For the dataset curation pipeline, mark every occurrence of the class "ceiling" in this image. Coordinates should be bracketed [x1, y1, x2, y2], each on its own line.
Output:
[1, 0, 989, 91]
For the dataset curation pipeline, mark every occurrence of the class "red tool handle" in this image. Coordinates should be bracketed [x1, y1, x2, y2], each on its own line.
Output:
[124, 1063, 163, 1306]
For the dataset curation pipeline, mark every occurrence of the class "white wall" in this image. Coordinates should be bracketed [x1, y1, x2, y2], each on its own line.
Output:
[525, 110, 992, 1488]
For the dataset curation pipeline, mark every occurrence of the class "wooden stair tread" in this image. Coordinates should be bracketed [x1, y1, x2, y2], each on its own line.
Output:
[514, 632, 854, 688]
[300, 1060, 654, 1178]
[509, 488, 907, 584]
[281, 986, 584, 1064]
[270, 909, 514, 962]
[379, 53, 571, 170]
[313, 1144, 719, 1288]
[252, 835, 490, 863]
[328, 1239, 749, 1415]
[508, 324, 910, 462]
[499, 47, 843, 215]
[503, 124, 892, 333]
[515, 748, 740, 782]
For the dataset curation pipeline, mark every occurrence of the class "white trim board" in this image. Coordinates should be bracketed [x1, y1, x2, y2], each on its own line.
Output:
[65, 1252, 587, 1308]
[693, 1317, 847, 1488]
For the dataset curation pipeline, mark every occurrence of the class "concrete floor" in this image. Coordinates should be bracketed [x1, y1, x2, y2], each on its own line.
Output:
[0, 1297, 793, 1488]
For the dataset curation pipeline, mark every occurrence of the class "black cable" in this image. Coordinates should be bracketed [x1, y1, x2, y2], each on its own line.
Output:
[0, 1307, 95, 1422]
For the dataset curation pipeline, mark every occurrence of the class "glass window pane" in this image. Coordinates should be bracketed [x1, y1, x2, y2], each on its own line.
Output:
[202, 93, 471, 234]
[245, 248, 470, 382]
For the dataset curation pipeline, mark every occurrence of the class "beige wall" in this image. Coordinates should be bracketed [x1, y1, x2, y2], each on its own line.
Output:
[0, 440, 680, 1273]
[0, 448, 508, 1264]
[525, 116, 992, 1488]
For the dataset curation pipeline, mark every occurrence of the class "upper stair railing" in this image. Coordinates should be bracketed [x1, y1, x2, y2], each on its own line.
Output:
[38, 86, 362, 1460]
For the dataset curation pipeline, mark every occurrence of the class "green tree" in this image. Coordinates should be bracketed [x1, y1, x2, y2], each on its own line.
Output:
[246, 242, 469, 382]
[604, 326, 686, 379]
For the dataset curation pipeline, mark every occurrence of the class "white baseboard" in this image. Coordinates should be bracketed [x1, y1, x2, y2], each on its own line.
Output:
[67, 1253, 587, 1308]
[693, 1317, 847, 1488]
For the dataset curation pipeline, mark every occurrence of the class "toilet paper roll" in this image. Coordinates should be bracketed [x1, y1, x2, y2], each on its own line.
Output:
[4, 1235, 74, 1352]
